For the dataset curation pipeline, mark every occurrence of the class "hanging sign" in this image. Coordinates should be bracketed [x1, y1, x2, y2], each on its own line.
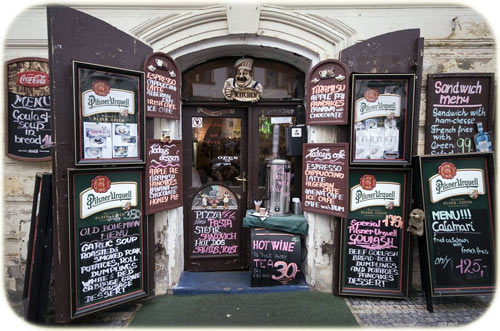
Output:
[143, 52, 180, 119]
[145, 139, 183, 214]
[73, 61, 145, 165]
[5, 57, 52, 161]
[418, 153, 495, 296]
[425, 74, 494, 155]
[302, 143, 349, 218]
[305, 59, 349, 125]
[339, 168, 411, 298]
[68, 168, 147, 318]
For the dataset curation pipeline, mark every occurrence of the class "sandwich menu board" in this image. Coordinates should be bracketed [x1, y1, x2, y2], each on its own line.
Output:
[417, 153, 495, 296]
[68, 168, 147, 318]
[339, 168, 411, 298]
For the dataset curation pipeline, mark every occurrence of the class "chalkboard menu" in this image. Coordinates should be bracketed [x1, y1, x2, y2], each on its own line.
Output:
[306, 59, 349, 125]
[143, 52, 180, 119]
[189, 185, 240, 257]
[5, 57, 51, 161]
[68, 168, 147, 318]
[425, 74, 494, 155]
[418, 153, 495, 296]
[145, 139, 183, 214]
[251, 228, 302, 287]
[302, 143, 349, 218]
[73, 61, 145, 165]
[339, 168, 411, 298]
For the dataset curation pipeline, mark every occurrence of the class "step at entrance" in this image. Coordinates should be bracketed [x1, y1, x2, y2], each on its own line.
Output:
[173, 271, 309, 295]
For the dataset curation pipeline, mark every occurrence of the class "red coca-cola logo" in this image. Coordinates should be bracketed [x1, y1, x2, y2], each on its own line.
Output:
[360, 174, 376, 191]
[92, 80, 110, 96]
[91, 176, 112, 193]
[16, 71, 49, 87]
[438, 162, 457, 179]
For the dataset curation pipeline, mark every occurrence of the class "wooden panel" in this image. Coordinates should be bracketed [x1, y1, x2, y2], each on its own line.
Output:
[47, 5, 152, 322]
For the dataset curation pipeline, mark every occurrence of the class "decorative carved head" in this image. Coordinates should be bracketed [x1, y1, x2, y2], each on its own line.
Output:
[234, 58, 254, 88]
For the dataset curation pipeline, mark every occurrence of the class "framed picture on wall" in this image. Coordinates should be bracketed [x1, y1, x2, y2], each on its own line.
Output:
[350, 74, 416, 166]
[73, 61, 145, 165]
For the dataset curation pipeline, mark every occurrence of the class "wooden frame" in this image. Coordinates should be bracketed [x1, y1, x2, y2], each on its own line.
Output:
[350, 74, 415, 166]
[5, 57, 52, 161]
[73, 61, 145, 165]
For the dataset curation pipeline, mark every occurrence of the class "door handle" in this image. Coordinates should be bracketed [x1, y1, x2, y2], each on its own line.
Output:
[235, 171, 247, 193]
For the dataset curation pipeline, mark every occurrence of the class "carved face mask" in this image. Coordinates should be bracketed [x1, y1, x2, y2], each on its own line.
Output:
[235, 68, 252, 88]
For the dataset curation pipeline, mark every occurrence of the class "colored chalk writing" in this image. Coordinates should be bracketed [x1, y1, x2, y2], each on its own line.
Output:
[302, 143, 349, 218]
[425, 75, 493, 155]
[146, 139, 183, 214]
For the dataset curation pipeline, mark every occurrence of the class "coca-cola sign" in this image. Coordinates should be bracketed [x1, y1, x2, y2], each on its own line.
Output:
[16, 71, 49, 87]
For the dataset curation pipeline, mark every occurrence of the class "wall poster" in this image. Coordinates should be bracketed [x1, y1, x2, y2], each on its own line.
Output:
[68, 168, 147, 318]
[339, 168, 411, 298]
[305, 59, 350, 125]
[350, 74, 415, 166]
[73, 61, 145, 165]
[145, 139, 183, 214]
[425, 74, 494, 155]
[143, 52, 180, 119]
[302, 143, 349, 218]
[417, 153, 495, 296]
[5, 57, 51, 161]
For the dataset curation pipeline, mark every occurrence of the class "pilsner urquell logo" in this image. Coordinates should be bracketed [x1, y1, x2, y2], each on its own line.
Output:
[350, 174, 400, 211]
[429, 162, 483, 203]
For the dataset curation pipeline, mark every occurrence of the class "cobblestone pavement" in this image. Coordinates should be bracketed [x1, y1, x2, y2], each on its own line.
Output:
[345, 291, 494, 327]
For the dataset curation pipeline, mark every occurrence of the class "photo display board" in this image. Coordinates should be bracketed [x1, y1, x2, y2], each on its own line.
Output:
[250, 228, 302, 287]
[425, 74, 494, 155]
[145, 139, 183, 214]
[418, 153, 495, 296]
[339, 168, 411, 298]
[302, 143, 349, 217]
[143, 52, 180, 119]
[73, 61, 145, 165]
[5, 58, 51, 161]
[68, 168, 147, 318]
[305, 59, 350, 125]
[350, 74, 415, 166]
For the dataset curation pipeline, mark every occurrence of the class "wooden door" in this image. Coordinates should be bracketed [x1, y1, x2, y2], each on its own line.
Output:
[182, 106, 249, 271]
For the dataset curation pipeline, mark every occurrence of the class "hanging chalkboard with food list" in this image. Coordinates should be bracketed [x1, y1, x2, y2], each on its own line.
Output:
[5, 57, 52, 161]
[143, 52, 180, 119]
[302, 143, 349, 218]
[68, 168, 147, 318]
[305, 59, 350, 125]
[417, 153, 495, 296]
[425, 74, 494, 155]
[339, 168, 411, 298]
[145, 139, 183, 214]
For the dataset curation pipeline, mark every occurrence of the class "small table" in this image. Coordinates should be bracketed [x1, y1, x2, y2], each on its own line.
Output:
[243, 210, 308, 235]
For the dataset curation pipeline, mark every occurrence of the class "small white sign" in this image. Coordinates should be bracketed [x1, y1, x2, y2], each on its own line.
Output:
[271, 116, 292, 124]
[291, 128, 302, 138]
[192, 117, 203, 128]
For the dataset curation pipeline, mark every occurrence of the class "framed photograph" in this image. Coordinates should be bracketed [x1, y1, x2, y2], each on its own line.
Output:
[350, 74, 415, 166]
[73, 61, 145, 165]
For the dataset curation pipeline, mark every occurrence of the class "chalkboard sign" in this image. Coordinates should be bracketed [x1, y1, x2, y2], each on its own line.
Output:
[68, 168, 147, 318]
[23, 173, 53, 322]
[5, 58, 51, 161]
[302, 143, 349, 218]
[145, 139, 183, 214]
[189, 184, 240, 257]
[417, 153, 495, 296]
[306, 59, 349, 125]
[339, 168, 411, 298]
[251, 228, 302, 287]
[143, 52, 180, 119]
[425, 74, 494, 155]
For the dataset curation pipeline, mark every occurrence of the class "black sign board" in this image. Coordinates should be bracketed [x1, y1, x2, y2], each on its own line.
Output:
[339, 168, 411, 298]
[68, 168, 147, 318]
[417, 153, 495, 296]
[5, 58, 51, 161]
[251, 228, 302, 287]
[302, 143, 349, 217]
[145, 139, 183, 214]
[425, 74, 494, 155]
[23, 173, 53, 323]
